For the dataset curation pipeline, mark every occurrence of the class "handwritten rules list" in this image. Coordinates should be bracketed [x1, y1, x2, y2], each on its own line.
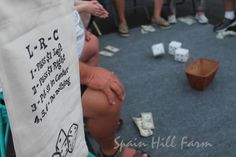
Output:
[26, 29, 71, 124]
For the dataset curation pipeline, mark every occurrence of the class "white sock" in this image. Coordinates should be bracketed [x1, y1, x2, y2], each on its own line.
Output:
[225, 11, 235, 20]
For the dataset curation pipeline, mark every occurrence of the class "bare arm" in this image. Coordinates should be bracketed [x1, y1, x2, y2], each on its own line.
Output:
[74, 0, 109, 18]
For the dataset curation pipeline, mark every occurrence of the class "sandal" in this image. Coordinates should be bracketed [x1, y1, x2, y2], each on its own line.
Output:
[100, 145, 151, 157]
[118, 23, 129, 38]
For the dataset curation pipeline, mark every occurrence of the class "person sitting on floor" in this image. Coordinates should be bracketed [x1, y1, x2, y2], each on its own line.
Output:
[167, 0, 208, 24]
[152, 0, 171, 29]
[214, 0, 236, 32]
[74, 1, 151, 157]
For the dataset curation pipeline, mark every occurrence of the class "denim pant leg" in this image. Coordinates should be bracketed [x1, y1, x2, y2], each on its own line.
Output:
[168, 0, 176, 14]
[194, 0, 206, 12]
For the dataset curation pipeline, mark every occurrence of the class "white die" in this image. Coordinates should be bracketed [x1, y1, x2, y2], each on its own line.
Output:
[168, 41, 182, 55]
[56, 130, 69, 157]
[152, 43, 165, 57]
[174, 48, 189, 62]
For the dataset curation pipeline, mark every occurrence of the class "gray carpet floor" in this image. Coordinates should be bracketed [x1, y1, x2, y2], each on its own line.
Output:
[99, 22, 236, 157]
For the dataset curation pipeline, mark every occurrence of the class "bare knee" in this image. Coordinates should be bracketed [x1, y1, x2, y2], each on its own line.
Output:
[82, 88, 122, 118]
[80, 32, 99, 66]
[89, 33, 99, 53]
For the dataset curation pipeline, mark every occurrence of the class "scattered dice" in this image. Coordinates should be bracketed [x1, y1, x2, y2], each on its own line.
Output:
[174, 48, 189, 62]
[152, 43, 165, 57]
[168, 41, 182, 55]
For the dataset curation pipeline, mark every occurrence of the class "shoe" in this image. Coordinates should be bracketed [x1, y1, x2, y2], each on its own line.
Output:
[195, 14, 208, 24]
[213, 18, 236, 32]
[168, 15, 177, 24]
[152, 17, 171, 29]
[118, 23, 129, 37]
[227, 24, 236, 32]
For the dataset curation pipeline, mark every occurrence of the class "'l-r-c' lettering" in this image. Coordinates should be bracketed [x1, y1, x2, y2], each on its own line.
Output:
[53, 29, 59, 41]
[39, 38, 48, 50]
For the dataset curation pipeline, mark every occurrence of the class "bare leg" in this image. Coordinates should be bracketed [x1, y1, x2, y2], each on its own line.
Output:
[113, 0, 127, 25]
[112, 0, 129, 37]
[152, 0, 171, 28]
[224, 0, 235, 11]
[82, 88, 122, 155]
[82, 88, 148, 156]
[153, 0, 165, 19]
[79, 31, 99, 66]
[167, 0, 176, 15]
[195, 0, 206, 15]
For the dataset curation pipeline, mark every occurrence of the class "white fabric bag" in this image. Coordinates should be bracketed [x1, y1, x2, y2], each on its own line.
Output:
[0, 0, 88, 156]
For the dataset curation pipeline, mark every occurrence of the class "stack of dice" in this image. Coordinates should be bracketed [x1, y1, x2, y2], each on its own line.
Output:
[168, 41, 189, 63]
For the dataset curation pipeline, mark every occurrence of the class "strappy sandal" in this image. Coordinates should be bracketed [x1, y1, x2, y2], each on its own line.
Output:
[100, 145, 151, 157]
